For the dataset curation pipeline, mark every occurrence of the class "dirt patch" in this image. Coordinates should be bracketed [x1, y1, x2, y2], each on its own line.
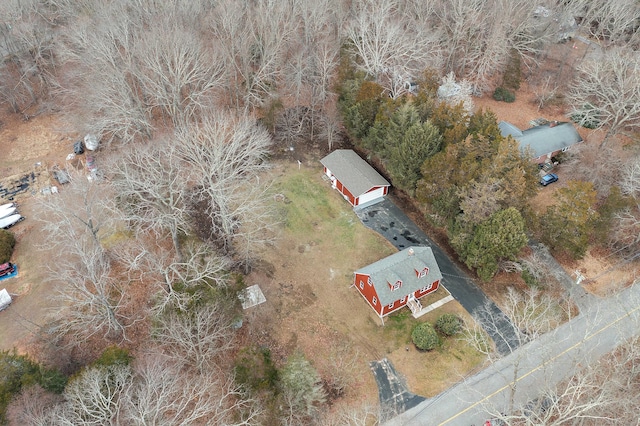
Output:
[0, 110, 82, 353]
[567, 249, 639, 297]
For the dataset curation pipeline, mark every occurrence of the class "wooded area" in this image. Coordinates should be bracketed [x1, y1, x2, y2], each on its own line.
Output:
[0, 0, 639, 424]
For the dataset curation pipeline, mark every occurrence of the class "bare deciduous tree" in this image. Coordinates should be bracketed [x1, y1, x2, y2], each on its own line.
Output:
[621, 156, 640, 198]
[154, 300, 237, 373]
[6, 385, 60, 426]
[37, 352, 262, 425]
[346, 0, 440, 98]
[563, 142, 624, 197]
[174, 113, 274, 260]
[464, 287, 569, 359]
[54, 365, 130, 425]
[567, 47, 640, 143]
[50, 243, 130, 343]
[56, 3, 150, 144]
[532, 75, 560, 110]
[0, 0, 56, 114]
[212, 0, 297, 108]
[38, 172, 110, 249]
[108, 140, 191, 258]
[114, 238, 230, 312]
[38, 176, 132, 343]
[464, 287, 573, 415]
[134, 17, 225, 127]
[437, 72, 475, 114]
[562, 0, 640, 47]
[494, 335, 640, 425]
[318, 401, 379, 426]
[123, 354, 262, 425]
[605, 155, 640, 253]
[434, 0, 552, 93]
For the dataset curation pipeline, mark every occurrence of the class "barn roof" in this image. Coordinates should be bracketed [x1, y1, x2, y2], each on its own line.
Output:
[320, 150, 390, 197]
[355, 246, 442, 307]
[499, 121, 582, 158]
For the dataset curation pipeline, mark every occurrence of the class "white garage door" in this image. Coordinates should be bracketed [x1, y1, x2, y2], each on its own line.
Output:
[357, 187, 386, 205]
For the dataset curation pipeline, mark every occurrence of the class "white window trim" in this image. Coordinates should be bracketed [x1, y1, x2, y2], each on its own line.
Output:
[372, 296, 377, 305]
[420, 283, 433, 293]
[359, 280, 364, 290]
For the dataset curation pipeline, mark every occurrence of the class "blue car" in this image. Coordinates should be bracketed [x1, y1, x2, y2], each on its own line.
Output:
[540, 173, 558, 186]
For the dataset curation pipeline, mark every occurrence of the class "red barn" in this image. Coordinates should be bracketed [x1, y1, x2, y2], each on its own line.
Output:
[320, 149, 390, 207]
[354, 247, 443, 324]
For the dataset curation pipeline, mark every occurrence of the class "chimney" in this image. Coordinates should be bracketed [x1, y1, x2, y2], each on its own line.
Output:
[408, 248, 414, 256]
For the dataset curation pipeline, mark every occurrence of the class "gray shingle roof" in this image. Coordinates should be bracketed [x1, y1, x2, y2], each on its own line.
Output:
[355, 246, 443, 306]
[320, 150, 390, 197]
[499, 121, 582, 158]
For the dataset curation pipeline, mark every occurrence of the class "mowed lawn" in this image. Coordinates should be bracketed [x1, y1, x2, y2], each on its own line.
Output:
[246, 162, 485, 404]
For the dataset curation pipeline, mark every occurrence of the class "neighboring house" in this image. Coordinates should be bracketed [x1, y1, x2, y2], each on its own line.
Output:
[320, 149, 390, 207]
[499, 121, 583, 164]
[354, 246, 442, 324]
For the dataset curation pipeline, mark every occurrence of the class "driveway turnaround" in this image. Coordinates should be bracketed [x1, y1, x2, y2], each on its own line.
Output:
[370, 358, 425, 423]
[355, 199, 520, 355]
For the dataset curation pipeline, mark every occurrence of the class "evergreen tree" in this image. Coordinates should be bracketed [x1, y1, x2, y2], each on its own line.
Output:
[460, 207, 528, 281]
[542, 181, 599, 258]
[279, 352, 326, 419]
[383, 104, 442, 192]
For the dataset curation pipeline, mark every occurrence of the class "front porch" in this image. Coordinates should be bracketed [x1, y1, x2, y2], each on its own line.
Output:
[408, 285, 455, 319]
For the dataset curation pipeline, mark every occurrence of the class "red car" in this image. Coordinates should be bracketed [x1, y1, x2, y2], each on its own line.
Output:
[0, 263, 16, 278]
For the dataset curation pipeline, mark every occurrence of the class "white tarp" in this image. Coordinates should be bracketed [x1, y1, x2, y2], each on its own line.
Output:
[0, 289, 11, 311]
[238, 285, 266, 309]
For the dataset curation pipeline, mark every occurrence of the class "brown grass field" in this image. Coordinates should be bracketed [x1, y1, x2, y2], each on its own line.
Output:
[242, 162, 485, 405]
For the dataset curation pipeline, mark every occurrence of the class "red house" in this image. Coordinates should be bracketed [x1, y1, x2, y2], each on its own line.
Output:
[354, 247, 443, 324]
[320, 149, 390, 207]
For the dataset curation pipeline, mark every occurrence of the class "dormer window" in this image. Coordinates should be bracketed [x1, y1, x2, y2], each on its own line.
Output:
[388, 280, 402, 291]
[415, 267, 429, 278]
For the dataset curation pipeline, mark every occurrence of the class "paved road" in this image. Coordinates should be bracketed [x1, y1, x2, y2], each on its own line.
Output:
[355, 199, 520, 355]
[385, 282, 640, 425]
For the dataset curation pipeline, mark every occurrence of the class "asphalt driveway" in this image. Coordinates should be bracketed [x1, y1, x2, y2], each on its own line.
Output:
[355, 198, 519, 355]
[370, 358, 426, 423]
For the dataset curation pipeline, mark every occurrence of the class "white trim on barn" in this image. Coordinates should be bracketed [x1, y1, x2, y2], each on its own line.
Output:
[358, 187, 387, 205]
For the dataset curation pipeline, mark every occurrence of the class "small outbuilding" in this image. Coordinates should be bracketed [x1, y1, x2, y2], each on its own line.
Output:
[354, 246, 442, 324]
[499, 121, 583, 164]
[320, 149, 390, 207]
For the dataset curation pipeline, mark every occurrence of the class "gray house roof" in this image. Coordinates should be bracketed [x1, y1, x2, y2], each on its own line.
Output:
[499, 121, 582, 158]
[355, 246, 442, 307]
[320, 150, 390, 197]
